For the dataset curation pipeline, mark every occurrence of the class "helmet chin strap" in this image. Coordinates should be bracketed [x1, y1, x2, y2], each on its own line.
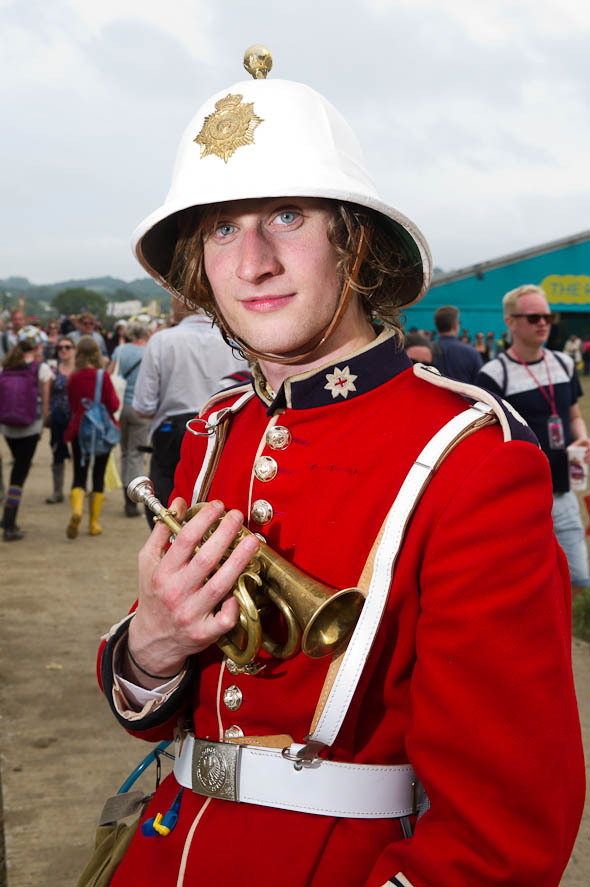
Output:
[213, 227, 368, 366]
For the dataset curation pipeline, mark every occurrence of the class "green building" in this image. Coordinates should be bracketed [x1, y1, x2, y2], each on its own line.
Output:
[405, 230, 590, 348]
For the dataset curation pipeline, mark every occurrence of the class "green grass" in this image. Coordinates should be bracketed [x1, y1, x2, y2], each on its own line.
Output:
[573, 590, 590, 642]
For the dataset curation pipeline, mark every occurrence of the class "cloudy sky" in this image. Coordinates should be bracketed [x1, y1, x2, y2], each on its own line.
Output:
[2, 0, 589, 284]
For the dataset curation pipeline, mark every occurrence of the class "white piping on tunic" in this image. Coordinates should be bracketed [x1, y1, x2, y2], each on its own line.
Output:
[176, 660, 226, 885]
[216, 660, 226, 741]
[176, 797, 212, 887]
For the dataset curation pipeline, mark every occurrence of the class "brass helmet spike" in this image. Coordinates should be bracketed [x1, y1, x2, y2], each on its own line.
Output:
[243, 44, 273, 79]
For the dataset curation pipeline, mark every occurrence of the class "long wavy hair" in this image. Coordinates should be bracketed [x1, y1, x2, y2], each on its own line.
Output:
[165, 201, 422, 348]
[74, 335, 103, 370]
[2, 340, 38, 370]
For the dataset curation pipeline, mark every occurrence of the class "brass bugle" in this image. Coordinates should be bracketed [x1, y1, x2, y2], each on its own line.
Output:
[127, 476, 364, 667]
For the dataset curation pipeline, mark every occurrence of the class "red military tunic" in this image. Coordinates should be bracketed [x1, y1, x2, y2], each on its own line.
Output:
[99, 332, 584, 887]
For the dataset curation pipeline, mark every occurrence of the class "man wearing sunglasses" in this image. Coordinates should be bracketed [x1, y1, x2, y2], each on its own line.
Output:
[476, 284, 590, 597]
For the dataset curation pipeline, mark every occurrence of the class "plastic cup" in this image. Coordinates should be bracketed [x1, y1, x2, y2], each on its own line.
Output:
[567, 445, 588, 491]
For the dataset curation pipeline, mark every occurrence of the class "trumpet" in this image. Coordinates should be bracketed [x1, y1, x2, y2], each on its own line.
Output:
[127, 477, 364, 668]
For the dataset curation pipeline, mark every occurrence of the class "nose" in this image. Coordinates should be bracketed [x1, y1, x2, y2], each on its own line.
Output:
[236, 227, 283, 284]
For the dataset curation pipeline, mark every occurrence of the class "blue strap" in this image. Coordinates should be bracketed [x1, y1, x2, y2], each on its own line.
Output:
[93, 369, 104, 403]
[117, 740, 172, 794]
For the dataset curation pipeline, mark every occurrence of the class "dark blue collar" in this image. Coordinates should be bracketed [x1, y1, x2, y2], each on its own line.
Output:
[253, 331, 412, 415]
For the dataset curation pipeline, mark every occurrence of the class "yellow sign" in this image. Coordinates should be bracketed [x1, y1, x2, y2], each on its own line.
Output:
[541, 275, 590, 305]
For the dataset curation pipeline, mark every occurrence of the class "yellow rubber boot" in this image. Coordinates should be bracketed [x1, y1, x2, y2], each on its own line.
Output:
[88, 492, 104, 536]
[66, 487, 85, 539]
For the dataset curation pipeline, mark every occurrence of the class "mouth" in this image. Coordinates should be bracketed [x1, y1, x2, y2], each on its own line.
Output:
[241, 294, 296, 313]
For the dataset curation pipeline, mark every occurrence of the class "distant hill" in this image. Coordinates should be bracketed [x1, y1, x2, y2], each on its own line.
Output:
[0, 275, 163, 301]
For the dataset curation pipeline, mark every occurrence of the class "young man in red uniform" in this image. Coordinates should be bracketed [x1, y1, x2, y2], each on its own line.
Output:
[97, 47, 584, 886]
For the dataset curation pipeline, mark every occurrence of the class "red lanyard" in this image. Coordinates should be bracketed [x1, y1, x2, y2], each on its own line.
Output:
[509, 348, 558, 414]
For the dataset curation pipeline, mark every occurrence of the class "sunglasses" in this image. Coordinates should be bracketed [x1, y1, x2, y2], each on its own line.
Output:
[58, 344, 73, 350]
[510, 313, 556, 325]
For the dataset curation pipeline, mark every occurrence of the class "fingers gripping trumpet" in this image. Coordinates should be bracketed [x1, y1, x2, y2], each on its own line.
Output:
[127, 477, 365, 668]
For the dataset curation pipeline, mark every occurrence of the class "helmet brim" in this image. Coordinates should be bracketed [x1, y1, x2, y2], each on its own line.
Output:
[133, 189, 430, 311]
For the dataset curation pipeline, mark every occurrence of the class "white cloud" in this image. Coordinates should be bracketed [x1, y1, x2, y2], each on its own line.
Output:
[2, 0, 589, 282]
[70, 0, 213, 58]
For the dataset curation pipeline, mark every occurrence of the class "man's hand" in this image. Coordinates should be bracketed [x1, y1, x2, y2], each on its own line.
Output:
[126, 498, 259, 686]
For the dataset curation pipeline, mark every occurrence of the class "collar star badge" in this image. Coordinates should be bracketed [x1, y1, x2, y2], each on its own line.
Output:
[194, 94, 263, 163]
[324, 365, 358, 399]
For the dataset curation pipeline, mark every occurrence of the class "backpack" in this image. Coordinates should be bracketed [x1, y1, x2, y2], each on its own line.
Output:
[79, 370, 121, 465]
[0, 361, 40, 426]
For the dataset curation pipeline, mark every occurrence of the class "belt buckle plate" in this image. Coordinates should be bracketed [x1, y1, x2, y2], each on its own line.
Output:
[191, 738, 241, 802]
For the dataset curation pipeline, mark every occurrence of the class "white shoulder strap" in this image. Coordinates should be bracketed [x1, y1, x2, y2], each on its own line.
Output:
[190, 390, 255, 505]
[307, 403, 492, 750]
[412, 362, 527, 442]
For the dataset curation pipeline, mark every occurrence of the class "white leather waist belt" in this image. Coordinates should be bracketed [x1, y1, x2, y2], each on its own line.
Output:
[173, 735, 419, 819]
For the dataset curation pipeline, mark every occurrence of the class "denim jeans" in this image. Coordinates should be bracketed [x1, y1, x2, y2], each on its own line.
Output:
[552, 490, 590, 587]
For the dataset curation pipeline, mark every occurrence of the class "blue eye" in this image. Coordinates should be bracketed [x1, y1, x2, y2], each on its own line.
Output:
[216, 223, 236, 237]
[276, 211, 297, 225]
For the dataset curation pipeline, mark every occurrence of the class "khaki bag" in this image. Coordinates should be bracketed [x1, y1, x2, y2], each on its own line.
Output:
[76, 791, 151, 887]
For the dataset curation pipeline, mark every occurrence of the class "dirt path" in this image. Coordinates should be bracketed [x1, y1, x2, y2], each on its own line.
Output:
[0, 436, 588, 886]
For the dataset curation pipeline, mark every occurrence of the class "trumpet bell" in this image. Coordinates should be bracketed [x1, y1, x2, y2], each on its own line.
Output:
[302, 588, 365, 659]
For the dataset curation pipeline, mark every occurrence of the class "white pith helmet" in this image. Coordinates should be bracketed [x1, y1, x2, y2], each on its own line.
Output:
[132, 46, 432, 310]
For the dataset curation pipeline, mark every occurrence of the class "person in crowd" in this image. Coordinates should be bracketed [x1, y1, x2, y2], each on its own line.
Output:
[45, 335, 75, 504]
[583, 335, 590, 376]
[431, 305, 483, 382]
[69, 312, 109, 357]
[0, 439, 5, 504]
[95, 50, 583, 887]
[564, 333, 582, 367]
[0, 326, 51, 540]
[476, 284, 590, 598]
[64, 336, 119, 538]
[0, 324, 5, 500]
[485, 330, 496, 360]
[474, 331, 488, 362]
[43, 320, 61, 362]
[404, 331, 433, 365]
[60, 314, 77, 336]
[132, 298, 248, 526]
[0, 308, 26, 359]
[105, 320, 128, 358]
[109, 319, 151, 516]
[497, 330, 510, 353]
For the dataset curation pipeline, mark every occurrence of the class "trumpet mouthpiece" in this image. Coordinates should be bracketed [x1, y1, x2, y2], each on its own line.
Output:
[127, 476, 154, 504]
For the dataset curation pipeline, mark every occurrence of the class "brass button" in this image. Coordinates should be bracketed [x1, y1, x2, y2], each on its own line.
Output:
[266, 425, 292, 450]
[223, 685, 243, 711]
[251, 499, 273, 525]
[254, 455, 278, 483]
[224, 725, 244, 740]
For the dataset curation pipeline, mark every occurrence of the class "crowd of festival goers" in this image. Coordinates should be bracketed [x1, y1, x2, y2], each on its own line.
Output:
[2, 302, 590, 560]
